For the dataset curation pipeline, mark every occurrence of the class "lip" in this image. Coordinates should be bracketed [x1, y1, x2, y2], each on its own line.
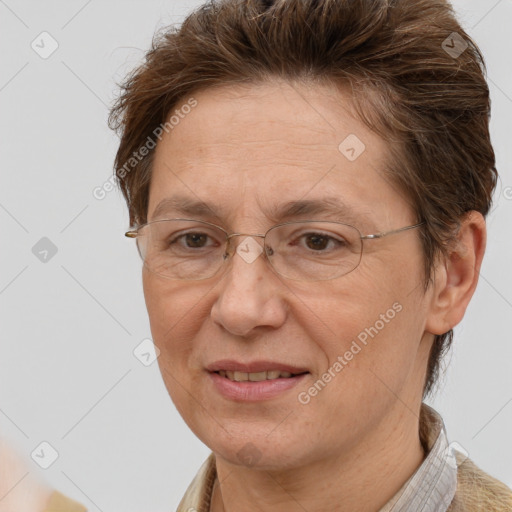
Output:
[208, 371, 308, 401]
[206, 360, 310, 402]
[206, 360, 309, 374]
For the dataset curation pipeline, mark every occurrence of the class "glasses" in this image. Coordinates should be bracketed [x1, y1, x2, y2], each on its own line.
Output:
[125, 218, 424, 282]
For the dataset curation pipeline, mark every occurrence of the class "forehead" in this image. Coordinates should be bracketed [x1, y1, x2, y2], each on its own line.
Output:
[148, 80, 410, 228]
[157, 79, 379, 160]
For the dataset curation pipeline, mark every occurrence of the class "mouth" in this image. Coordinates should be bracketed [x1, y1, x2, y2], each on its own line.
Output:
[214, 370, 308, 382]
[207, 360, 310, 401]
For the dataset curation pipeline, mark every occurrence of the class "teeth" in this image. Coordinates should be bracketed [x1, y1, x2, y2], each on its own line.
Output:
[248, 371, 267, 382]
[219, 370, 299, 381]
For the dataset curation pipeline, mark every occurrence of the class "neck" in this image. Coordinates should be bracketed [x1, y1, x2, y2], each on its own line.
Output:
[210, 403, 426, 512]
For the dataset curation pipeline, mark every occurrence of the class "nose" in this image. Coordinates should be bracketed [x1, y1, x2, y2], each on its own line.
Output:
[210, 235, 288, 337]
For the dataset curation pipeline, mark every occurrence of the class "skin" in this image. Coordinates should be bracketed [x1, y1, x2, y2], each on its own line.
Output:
[0, 438, 53, 512]
[142, 79, 486, 512]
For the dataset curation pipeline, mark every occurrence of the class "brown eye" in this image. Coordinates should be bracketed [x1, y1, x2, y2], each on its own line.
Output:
[304, 234, 330, 251]
[167, 230, 220, 251]
[183, 233, 209, 248]
[295, 232, 346, 252]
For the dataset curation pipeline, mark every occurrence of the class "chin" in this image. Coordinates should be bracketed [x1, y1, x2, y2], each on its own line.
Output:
[191, 418, 318, 471]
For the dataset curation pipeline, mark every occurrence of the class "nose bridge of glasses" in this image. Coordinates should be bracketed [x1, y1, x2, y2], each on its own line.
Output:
[226, 232, 266, 240]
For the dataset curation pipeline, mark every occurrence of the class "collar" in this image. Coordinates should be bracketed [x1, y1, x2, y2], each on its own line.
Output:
[381, 404, 458, 512]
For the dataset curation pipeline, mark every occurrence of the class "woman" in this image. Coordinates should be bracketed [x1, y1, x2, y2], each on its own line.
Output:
[40, 0, 512, 510]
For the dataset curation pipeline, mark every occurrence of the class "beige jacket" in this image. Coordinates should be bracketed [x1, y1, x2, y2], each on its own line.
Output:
[43, 491, 86, 512]
[449, 454, 512, 511]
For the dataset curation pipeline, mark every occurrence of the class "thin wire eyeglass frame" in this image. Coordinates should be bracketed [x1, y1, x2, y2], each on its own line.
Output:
[125, 218, 425, 282]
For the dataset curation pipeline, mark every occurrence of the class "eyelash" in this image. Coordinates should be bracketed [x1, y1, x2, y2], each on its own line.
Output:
[169, 230, 347, 252]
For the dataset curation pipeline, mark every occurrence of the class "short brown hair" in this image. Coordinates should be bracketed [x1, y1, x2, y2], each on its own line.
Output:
[109, 0, 497, 397]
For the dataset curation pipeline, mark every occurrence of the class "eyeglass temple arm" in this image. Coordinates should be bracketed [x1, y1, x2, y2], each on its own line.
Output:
[361, 221, 425, 240]
[125, 231, 138, 238]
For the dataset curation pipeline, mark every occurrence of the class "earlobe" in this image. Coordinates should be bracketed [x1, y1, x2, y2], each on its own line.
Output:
[425, 211, 486, 335]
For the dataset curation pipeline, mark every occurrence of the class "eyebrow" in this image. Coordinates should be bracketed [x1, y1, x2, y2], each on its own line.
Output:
[149, 194, 372, 228]
[151, 195, 225, 222]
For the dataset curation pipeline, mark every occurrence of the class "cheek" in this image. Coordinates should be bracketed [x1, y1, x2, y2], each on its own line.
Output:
[292, 296, 422, 446]
[295, 264, 402, 344]
[142, 272, 212, 424]
[142, 272, 206, 365]
[296, 263, 425, 393]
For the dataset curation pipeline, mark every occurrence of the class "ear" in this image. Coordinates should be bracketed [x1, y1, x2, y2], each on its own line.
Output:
[425, 211, 487, 335]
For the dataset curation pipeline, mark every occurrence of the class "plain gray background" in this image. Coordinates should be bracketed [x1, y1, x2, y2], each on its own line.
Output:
[1, 1, 511, 510]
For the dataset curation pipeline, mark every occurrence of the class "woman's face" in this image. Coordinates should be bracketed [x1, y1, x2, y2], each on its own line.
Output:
[143, 80, 435, 469]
